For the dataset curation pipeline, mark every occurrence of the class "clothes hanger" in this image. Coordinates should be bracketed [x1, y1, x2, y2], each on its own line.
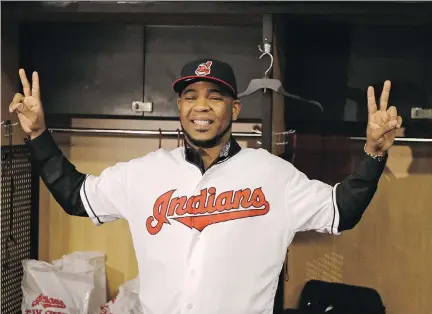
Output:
[238, 43, 323, 112]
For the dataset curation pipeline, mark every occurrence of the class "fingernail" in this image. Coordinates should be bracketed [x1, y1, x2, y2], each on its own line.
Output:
[389, 120, 397, 128]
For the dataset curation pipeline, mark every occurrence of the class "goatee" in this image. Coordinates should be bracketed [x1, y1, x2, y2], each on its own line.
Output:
[182, 121, 232, 149]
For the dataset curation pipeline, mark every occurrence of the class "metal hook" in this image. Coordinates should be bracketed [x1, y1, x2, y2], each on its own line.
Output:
[258, 42, 274, 79]
[252, 125, 296, 146]
[3, 120, 19, 137]
[177, 129, 181, 148]
[158, 128, 162, 149]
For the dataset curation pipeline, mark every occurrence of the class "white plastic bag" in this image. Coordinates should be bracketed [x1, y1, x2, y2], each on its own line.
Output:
[21, 251, 107, 314]
[96, 277, 143, 314]
[52, 251, 107, 313]
[21, 259, 93, 314]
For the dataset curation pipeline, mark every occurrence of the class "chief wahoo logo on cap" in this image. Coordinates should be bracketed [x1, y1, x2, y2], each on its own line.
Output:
[195, 61, 213, 76]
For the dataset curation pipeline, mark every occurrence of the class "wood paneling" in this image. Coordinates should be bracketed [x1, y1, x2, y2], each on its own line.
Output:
[283, 136, 432, 314]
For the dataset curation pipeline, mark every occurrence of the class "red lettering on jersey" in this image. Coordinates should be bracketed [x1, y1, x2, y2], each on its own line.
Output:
[146, 187, 270, 235]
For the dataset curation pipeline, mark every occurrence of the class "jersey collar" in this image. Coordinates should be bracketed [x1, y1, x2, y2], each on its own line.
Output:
[184, 136, 241, 173]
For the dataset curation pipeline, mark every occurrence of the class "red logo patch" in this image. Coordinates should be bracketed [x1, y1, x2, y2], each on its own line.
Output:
[195, 61, 213, 76]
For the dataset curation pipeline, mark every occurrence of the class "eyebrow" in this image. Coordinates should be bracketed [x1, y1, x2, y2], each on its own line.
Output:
[182, 88, 224, 95]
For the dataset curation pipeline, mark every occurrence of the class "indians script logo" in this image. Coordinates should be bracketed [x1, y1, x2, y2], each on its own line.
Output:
[31, 293, 66, 309]
[146, 187, 270, 235]
[195, 61, 213, 76]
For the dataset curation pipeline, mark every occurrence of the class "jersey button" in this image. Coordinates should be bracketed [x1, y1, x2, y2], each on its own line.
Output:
[187, 303, 193, 310]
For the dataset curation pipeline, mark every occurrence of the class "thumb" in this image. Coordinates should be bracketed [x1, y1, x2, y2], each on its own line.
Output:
[9, 101, 27, 113]
[16, 102, 30, 114]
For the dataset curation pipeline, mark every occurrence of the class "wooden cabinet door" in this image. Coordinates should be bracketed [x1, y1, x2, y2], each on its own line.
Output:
[20, 22, 145, 117]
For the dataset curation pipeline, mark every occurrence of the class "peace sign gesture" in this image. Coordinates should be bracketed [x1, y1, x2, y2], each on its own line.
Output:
[9, 69, 46, 140]
[365, 80, 402, 156]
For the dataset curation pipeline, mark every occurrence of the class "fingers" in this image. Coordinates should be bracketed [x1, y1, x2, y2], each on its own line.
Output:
[11, 93, 24, 105]
[19, 69, 31, 97]
[387, 106, 397, 121]
[9, 92, 32, 115]
[379, 80, 391, 112]
[386, 106, 402, 128]
[367, 86, 377, 116]
[375, 121, 397, 138]
[374, 115, 402, 137]
[32, 71, 41, 100]
[9, 101, 29, 114]
[376, 111, 389, 126]
[397, 115, 403, 128]
[9, 93, 24, 113]
[9, 102, 25, 114]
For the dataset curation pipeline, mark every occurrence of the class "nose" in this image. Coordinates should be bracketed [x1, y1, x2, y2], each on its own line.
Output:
[193, 97, 211, 112]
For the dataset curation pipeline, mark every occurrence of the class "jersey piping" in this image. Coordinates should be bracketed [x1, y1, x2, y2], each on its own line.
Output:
[82, 174, 103, 225]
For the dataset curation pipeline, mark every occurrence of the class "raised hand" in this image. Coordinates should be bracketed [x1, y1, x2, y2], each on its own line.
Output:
[365, 80, 402, 156]
[9, 69, 46, 139]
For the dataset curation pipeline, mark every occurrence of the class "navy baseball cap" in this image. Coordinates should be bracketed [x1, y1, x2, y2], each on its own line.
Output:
[172, 59, 238, 98]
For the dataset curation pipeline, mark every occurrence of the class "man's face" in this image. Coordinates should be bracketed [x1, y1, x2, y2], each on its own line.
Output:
[177, 81, 241, 148]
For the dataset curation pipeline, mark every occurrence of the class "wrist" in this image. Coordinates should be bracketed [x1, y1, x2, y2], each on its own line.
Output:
[30, 128, 47, 140]
[364, 143, 386, 157]
[364, 143, 387, 162]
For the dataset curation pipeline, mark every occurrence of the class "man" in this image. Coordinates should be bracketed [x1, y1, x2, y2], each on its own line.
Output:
[10, 59, 402, 314]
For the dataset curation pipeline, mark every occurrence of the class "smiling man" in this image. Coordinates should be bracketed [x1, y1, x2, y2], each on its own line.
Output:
[173, 59, 242, 170]
[10, 58, 401, 314]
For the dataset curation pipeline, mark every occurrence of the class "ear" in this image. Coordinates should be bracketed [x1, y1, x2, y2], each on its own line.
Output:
[231, 100, 242, 121]
[177, 96, 181, 111]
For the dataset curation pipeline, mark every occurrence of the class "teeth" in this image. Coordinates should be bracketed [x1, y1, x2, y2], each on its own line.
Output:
[194, 120, 210, 125]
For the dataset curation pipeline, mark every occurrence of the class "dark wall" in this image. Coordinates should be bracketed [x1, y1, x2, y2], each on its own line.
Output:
[277, 20, 432, 137]
[279, 21, 353, 122]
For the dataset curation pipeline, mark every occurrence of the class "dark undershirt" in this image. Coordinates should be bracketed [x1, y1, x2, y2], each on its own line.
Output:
[26, 129, 386, 232]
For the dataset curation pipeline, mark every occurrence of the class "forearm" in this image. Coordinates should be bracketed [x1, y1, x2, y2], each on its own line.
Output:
[25, 129, 88, 217]
[336, 152, 387, 231]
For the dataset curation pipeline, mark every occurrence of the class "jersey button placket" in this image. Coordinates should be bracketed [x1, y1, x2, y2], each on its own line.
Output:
[183, 230, 203, 313]
[183, 166, 214, 312]
[190, 166, 218, 234]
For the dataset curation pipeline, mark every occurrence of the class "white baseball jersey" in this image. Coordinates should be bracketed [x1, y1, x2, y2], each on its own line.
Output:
[80, 139, 340, 314]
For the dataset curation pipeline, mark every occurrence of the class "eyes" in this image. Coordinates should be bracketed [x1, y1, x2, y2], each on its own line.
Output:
[184, 95, 224, 102]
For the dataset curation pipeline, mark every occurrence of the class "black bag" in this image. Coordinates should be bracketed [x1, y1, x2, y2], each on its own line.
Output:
[297, 280, 386, 314]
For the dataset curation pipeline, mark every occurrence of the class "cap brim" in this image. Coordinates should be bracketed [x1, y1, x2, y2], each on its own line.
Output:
[172, 75, 236, 97]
